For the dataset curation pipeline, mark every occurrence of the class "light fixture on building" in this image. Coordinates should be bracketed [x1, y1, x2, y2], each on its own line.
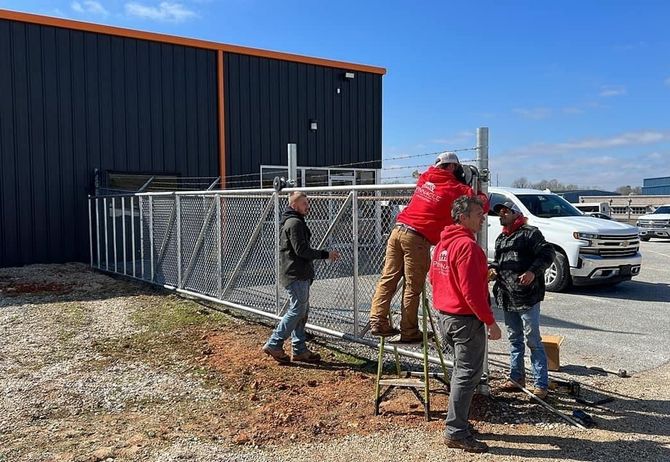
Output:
[309, 120, 318, 131]
[344, 72, 355, 79]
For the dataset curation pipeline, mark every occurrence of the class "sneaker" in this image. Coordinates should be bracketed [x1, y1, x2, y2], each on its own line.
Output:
[444, 435, 489, 453]
[499, 379, 525, 392]
[370, 325, 400, 337]
[292, 350, 321, 363]
[532, 387, 548, 400]
[262, 345, 290, 363]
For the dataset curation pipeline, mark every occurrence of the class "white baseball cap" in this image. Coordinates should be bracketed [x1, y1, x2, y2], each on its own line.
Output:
[435, 151, 460, 166]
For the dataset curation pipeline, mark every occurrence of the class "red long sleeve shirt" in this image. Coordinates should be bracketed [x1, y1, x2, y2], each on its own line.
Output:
[430, 224, 495, 325]
[397, 166, 489, 245]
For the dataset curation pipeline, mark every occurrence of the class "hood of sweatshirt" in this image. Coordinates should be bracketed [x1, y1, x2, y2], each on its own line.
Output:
[280, 206, 304, 227]
[439, 224, 475, 247]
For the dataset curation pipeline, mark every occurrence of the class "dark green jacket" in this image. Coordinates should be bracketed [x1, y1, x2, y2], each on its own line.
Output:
[279, 207, 329, 288]
[492, 224, 555, 311]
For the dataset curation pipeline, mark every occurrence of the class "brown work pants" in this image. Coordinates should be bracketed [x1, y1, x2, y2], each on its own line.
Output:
[369, 226, 431, 337]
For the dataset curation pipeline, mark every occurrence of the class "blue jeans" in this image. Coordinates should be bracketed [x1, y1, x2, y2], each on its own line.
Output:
[503, 303, 548, 389]
[264, 280, 310, 355]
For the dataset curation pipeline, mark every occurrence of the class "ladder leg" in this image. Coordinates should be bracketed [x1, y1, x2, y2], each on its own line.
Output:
[426, 298, 451, 385]
[422, 291, 431, 421]
[374, 336, 385, 416]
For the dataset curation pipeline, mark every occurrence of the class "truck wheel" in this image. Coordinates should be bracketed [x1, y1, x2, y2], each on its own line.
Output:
[545, 252, 570, 292]
[640, 236, 651, 242]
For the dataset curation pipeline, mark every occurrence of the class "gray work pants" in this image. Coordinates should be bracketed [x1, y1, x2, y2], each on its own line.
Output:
[438, 313, 486, 439]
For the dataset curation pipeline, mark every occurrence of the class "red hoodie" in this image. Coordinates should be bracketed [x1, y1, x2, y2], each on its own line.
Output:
[430, 224, 495, 325]
[396, 166, 489, 245]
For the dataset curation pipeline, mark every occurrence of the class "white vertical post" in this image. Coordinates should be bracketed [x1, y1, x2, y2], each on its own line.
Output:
[176, 195, 182, 289]
[274, 192, 281, 314]
[131, 196, 136, 278]
[139, 196, 145, 279]
[88, 197, 93, 267]
[216, 195, 222, 299]
[352, 190, 359, 336]
[112, 197, 117, 273]
[287, 143, 297, 184]
[95, 198, 101, 268]
[476, 126, 491, 395]
[122, 197, 127, 275]
[149, 196, 154, 282]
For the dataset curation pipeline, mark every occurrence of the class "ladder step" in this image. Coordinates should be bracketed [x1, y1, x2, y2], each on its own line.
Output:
[379, 378, 426, 388]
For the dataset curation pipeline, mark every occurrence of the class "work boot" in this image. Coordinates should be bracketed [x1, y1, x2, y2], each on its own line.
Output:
[444, 435, 489, 453]
[370, 325, 400, 337]
[262, 345, 290, 363]
[532, 387, 548, 400]
[292, 349, 321, 363]
[499, 379, 525, 392]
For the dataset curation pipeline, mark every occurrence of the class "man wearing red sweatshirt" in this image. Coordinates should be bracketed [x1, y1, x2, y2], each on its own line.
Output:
[369, 152, 488, 343]
[430, 195, 502, 453]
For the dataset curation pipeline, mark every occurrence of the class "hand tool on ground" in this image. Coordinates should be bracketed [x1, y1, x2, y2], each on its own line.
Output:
[587, 366, 628, 378]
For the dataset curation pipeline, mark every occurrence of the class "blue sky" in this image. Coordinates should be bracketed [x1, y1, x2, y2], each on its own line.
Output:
[3, 0, 669, 190]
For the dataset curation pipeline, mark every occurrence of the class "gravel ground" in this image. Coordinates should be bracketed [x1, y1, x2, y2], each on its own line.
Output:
[1, 263, 669, 461]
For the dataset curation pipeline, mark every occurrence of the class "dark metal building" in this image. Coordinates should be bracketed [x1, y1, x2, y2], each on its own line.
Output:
[0, 9, 385, 267]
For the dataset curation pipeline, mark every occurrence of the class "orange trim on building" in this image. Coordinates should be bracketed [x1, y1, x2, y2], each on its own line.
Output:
[217, 50, 226, 188]
[0, 9, 386, 75]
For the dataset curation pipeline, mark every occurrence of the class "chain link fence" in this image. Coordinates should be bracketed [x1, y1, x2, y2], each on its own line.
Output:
[88, 185, 467, 367]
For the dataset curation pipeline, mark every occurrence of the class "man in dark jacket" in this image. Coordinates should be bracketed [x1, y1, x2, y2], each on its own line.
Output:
[491, 201, 555, 399]
[369, 152, 488, 343]
[263, 191, 339, 363]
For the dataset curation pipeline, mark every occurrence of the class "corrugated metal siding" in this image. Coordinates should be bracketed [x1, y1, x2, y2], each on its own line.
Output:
[224, 53, 382, 185]
[0, 19, 219, 267]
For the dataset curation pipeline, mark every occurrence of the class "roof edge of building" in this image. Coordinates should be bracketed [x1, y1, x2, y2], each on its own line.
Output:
[0, 8, 387, 75]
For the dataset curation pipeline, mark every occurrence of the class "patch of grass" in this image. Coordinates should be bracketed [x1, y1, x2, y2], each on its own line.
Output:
[131, 296, 229, 334]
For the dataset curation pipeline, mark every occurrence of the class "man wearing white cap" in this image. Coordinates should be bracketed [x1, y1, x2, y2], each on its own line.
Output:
[369, 152, 488, 343]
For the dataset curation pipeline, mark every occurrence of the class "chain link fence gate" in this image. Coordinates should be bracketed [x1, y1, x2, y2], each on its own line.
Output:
[89, 184, 479, 366]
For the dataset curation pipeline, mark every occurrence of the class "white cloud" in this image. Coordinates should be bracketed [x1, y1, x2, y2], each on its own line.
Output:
[430, 131, 475, 145]
[124, 2, 197, 22]
[513, 107, 552, 120]
[71, 1, 109, 16]
[562, 107, 584, 115]
[599, 85, 627, 97]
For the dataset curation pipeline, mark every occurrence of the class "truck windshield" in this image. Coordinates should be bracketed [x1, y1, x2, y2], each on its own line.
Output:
[517, 194, 583, 218]
[654, 206, 670, 214]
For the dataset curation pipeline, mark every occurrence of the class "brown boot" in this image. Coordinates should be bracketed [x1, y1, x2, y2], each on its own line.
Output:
[532, 387, 548, 400]
[370, 325, 400, 337]
[292, 350, 321, 363]
[444, 435, 489, 453]
[262, 345, 290, 363]
[498, 379, 525, 392]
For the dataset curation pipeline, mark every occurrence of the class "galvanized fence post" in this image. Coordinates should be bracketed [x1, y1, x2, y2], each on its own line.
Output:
[176, 195, 182, 289]
[216, 194, 222, 299]
[88, 196, 94, 267]
[149, 196, 154, 282]
[122, 197, 127, 275]
[139, 196, 145, 279]
[131, 196, 136, 278]
[95, 197, 101, 269]
[274, 192, 281, 314]
[112, 197, 117, 273]
[352, 190, 360, 336]
[103, 197, 109, 270]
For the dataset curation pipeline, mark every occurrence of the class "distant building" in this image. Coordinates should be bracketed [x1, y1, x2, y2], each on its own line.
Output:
[556, 189, 619, 203]
[642, 176, 670, 195]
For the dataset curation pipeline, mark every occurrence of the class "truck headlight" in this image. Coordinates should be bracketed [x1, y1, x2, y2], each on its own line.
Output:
[573, 232, 599, 240]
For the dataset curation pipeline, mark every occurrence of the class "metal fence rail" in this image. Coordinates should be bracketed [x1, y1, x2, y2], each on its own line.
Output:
[88, 184, 467, 364]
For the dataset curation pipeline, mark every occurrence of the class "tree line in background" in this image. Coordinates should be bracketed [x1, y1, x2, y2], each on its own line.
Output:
[511, 177, 642, 195]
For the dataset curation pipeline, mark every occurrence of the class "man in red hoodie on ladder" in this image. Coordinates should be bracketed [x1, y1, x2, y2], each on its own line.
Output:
[431, 195, 502, 453]
[369, 152, 488, 343]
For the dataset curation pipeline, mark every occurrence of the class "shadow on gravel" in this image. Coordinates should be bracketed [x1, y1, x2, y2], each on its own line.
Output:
[483, 432, 670, 461]
[570, 280, 670, 303]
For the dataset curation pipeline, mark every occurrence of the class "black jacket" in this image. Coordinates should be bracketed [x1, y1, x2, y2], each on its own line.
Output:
[492, 224, 555, 311]
[279, 207, 329, 288]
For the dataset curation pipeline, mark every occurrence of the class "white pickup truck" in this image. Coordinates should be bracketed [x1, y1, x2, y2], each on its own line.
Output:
[487, 187, 642, 292]
[636, 204, 670, 241]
